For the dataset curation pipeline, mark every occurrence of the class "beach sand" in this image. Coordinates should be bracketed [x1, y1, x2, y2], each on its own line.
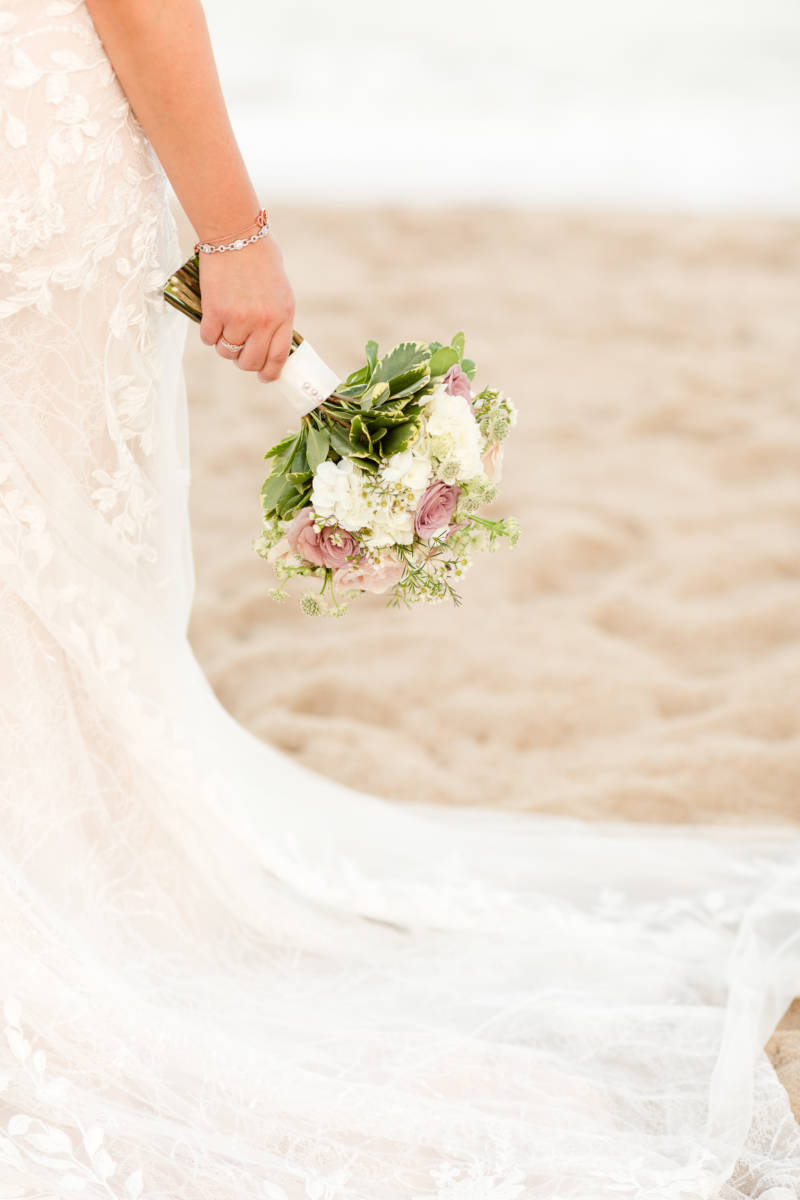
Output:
[173, 205, 800, 1112]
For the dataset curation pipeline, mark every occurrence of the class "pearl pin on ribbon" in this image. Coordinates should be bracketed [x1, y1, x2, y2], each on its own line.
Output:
[269, 338, 342, 415]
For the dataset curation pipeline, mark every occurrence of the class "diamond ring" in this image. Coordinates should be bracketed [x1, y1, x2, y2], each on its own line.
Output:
[218, 336, 246, 354]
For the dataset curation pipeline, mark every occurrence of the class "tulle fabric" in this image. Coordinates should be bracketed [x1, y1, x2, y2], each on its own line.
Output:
[1, 4, 800, 1198]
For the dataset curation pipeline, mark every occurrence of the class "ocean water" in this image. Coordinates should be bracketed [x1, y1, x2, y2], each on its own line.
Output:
[204, 0, 800, 212]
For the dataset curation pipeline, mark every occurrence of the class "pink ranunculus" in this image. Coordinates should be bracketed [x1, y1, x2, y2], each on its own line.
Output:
[287, 506, 358, 569]
[334, 553, 405, 595]
[443, 364, 474, 410]
[481, 442, 505, 483]
[414, 481, 460, 540]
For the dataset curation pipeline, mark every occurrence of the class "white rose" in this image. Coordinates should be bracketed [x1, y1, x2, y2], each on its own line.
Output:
[425, 388, 483, 480]
[311, 459, 371, 532]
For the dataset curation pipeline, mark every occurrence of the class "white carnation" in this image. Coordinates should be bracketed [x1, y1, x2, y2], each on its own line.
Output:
[380, 447, 432, 494]
[425, 387, 484, 481]
[311, 458, 371, 531]
[364, 506, 415, 549]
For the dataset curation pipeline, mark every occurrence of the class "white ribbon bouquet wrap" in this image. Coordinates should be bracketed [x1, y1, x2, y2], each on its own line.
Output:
[271, 336, 343, 416]
[164, 255, 520, 616]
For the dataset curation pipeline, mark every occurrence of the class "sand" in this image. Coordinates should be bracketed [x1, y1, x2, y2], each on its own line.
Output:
[173, 205, 800, 1111]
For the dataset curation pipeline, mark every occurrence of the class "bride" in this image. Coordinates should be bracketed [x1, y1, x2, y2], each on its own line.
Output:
[1, 2, 799, 1197]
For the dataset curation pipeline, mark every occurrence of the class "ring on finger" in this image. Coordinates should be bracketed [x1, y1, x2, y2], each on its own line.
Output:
[218, 336, 246, 355]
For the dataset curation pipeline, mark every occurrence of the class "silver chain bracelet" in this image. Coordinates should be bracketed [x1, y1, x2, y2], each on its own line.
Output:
[194, 209, 271, 255]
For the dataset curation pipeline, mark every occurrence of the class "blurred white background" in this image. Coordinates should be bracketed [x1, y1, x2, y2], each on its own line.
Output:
[203, 0, 800, 211]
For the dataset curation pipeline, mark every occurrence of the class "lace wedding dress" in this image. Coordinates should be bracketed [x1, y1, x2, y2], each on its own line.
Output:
[2, 4, 800, 1198]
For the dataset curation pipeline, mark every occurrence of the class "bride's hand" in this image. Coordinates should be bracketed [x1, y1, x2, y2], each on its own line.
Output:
[198, 235, 296, 383]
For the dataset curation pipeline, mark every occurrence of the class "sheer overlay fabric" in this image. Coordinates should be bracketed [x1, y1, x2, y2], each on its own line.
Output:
[1, 5, 799, 1198]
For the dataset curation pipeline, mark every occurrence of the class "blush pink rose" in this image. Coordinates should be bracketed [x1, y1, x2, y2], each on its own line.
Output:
[481, 442, 504, 482]
[334, 554, 405, 595]
[443, 364, 474, 411]
[414, 481, 460, 539]
[287, 506, 357, 569]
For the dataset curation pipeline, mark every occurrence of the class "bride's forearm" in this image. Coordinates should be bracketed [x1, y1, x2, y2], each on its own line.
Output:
[85, 0, 259, 240]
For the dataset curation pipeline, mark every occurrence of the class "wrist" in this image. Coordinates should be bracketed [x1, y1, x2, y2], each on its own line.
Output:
[194, 208, 270, 256]
[191, 190, 261, 244]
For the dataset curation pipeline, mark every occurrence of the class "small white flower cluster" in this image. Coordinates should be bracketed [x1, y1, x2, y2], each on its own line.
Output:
[473, 385, 518, 443]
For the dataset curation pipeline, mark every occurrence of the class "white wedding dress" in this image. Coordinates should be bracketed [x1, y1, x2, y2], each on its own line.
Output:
[1, 4, 800, 1199]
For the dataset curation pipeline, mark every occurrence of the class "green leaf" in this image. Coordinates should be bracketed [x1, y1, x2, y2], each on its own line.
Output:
[363, 403, 420, 428]
[370, 341, 430, 386]
[336, 382, 370, 400]
[343, 363, 370, 388]
[275, 479, 302, 518]
[450, 330, 466, 357]
[331, 339, 433, 406]
[381, 419, 420, 456]
[282, 497, 312, 522]
[290, 443, 308, 475]
[306, 426, 330, 473]
[429, 346, 459, 378]
[264, 432, 295, 461]
[328, 425, 357, 458]
[264, 434, 299, 477]
[461, 358, 476, 380]
[364, 380, 390, 409]
[351, 415, 372, 448]
[261, 473, 288, 514]
[388, 363, 430, 398]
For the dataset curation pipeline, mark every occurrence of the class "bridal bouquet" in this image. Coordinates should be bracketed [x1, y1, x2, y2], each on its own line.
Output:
[163, 259, 518, 616]
[253, 334, 519, 615]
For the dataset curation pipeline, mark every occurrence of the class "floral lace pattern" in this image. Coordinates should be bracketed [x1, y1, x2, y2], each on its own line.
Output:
[0, 0, 187, 613]
[2, 4, 800, 1200]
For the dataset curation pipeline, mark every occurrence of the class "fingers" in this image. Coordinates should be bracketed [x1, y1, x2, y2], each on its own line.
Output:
[205, 321, 294, 381]
[199, 309, 223, 348]
[232, 320, 293, 380]
[210, 322, 292, 379]
[199, 291, 295, 378]
[258, 321, 293, 383]
[234, 329, 267, 373]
